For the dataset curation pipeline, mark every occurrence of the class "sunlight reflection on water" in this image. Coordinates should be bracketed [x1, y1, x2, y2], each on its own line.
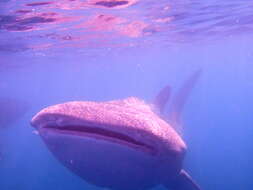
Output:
[0, 0, 253, 52]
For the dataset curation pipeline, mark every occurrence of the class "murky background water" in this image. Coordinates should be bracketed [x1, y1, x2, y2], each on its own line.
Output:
[1, 0, 253, 189]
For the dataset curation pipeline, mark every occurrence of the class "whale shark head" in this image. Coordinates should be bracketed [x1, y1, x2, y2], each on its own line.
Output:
[31, 97, 186, 190]
[31, 70, 202, 190]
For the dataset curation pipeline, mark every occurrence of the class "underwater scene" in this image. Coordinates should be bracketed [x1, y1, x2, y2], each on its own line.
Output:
[0, 0, 253, 189]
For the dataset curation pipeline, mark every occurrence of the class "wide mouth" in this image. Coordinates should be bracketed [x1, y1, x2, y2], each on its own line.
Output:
[42, 125, 156, 155]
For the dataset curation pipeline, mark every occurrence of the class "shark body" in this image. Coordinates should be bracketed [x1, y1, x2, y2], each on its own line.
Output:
[31, 72, 201, 190]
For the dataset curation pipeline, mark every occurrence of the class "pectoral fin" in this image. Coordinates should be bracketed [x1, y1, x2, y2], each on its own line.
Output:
[164, 170, 201, 190]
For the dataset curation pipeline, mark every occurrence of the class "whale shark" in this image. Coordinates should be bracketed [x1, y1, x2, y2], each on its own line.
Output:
[31, 71, 201, 190]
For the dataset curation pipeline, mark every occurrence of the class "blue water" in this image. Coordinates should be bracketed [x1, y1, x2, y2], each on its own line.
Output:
[1, 0, 253, 189]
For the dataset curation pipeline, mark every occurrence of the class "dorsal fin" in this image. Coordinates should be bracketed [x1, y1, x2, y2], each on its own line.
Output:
[168, 70, 202, 133]
[153, 85, 171, 115]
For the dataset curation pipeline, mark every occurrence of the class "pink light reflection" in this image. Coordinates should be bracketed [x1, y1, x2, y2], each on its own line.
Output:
[119, 21, 149, 37]
[50, 0, 138, 10]
[76, 14, 152, 38]
[26, 2, 53, 7]
[86, 0, 138, 9]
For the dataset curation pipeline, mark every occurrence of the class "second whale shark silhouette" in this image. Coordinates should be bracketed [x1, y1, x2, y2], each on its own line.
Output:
[31, 71, 201, 190]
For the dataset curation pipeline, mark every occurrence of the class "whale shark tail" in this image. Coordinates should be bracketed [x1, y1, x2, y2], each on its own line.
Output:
[168, 69, 202, 133]
[164, 169, 201, 190]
